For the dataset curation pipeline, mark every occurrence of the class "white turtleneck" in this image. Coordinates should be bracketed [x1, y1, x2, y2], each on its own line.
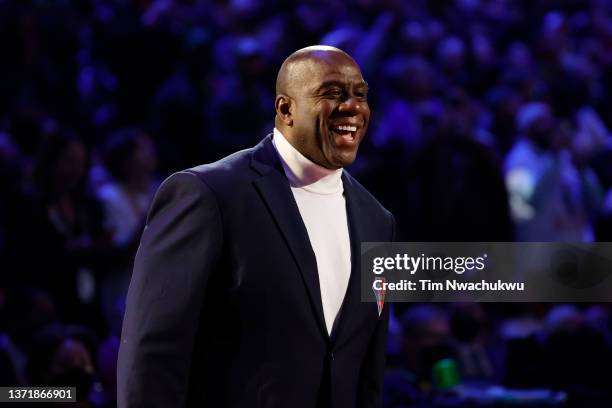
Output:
[272, 128, 352, 335]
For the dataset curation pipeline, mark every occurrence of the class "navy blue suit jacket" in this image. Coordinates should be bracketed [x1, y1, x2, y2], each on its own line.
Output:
[117, 134, 395, 408]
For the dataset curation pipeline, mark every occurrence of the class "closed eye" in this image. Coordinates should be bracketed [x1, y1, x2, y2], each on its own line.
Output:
[355, 91, 368, 100]
[325, 88, 344, 97]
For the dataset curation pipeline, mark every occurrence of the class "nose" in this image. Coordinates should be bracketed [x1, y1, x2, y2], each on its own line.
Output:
[338, 96, 366, 115]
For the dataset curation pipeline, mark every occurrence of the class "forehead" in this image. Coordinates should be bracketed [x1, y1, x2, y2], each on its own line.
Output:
[296, 53, 365, 89]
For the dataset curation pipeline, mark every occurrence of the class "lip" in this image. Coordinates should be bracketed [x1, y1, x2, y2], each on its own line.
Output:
[329, 126, 360, 147]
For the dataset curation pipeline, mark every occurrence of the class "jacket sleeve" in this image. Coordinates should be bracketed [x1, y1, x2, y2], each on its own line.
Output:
[359, 212, 395, 408]
[117, 171, 223, 408]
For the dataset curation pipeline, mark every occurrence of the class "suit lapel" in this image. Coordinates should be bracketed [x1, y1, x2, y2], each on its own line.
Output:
[251, 135, 329, 341]
[330, 172, 373, 348]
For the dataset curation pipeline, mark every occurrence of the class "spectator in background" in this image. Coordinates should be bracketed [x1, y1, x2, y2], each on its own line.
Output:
[384, 305, 453, 407]
[207, 36, 275, 154]
[27, 323, 99, 406]
[97, 128, 158, 336]
[371, 56, 442, 153]
[577, 107, 612, 240]
[408, 117, 513, 241]
[504, 101, 603, 241]
[0, 288, 58, 386]
[449, 303, 500, 382]
[11, 130, 109, 331]
[484, 86, 522, 154]
[540, 305, 612, 400]
[436, 36, 468, 90]
[99, 128, 158, 249]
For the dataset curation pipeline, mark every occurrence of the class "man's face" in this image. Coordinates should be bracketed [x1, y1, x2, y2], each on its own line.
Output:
[288, 53, 370, 169]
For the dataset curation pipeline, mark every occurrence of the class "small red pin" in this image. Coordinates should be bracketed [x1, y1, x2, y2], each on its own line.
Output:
[373, 277, 386, 317]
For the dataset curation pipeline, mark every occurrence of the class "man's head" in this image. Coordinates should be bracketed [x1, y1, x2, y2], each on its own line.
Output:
[275, 45, 370, 169]
[516, 101, 557, 149]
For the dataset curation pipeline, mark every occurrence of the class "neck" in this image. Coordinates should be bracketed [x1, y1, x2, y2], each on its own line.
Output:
[272, 128, 343, 194]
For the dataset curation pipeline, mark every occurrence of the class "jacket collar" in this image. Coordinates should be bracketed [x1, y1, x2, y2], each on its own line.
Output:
[250, 134, 370, 345]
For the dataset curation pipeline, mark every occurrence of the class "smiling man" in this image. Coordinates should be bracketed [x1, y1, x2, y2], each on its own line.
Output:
[274, 46, 370, 169]
[118, 46, 395, 408]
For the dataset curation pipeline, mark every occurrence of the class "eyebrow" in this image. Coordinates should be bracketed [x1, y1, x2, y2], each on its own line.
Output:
[316, 80, 369, 92]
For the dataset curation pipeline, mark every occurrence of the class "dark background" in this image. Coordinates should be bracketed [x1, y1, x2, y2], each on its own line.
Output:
[0, 0, 612, 407]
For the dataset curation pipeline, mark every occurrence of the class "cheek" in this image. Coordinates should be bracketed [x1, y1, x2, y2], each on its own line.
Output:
[363, 106, 371, 124]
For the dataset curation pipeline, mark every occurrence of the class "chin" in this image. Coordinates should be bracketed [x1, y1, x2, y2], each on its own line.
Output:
[333, 156, 357, 168]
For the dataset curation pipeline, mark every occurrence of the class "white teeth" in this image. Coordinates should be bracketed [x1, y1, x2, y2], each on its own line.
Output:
[334, 125, 357, 132]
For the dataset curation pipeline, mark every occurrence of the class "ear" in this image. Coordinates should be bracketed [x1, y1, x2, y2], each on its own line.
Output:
[275, 94, 293, 126]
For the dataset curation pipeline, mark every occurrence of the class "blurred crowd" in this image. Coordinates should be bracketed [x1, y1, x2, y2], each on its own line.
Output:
[1, 0, 612, 406]
[385, 303, 612, 407]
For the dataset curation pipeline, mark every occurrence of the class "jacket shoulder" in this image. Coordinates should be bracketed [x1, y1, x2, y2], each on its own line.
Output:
[185, 146, 255, 182]
[164, 145, 262, 198]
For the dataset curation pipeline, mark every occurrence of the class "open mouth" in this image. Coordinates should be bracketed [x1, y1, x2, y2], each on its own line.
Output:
[330, 125, 359, 145]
